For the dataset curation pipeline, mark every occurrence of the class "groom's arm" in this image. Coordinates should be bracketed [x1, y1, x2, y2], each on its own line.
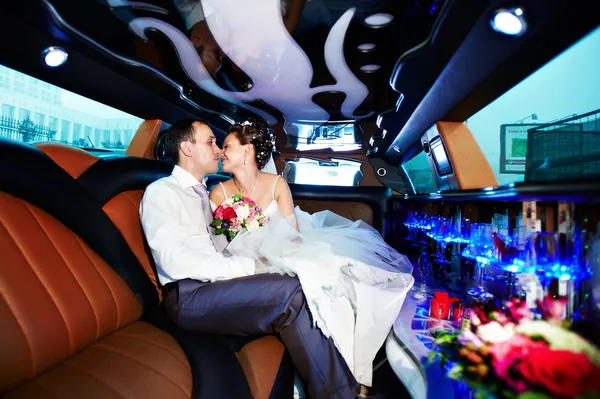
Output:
[140, 183, 255, 283]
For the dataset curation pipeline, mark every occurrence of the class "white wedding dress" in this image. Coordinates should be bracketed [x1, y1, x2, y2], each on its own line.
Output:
[212, 177, 414, 386]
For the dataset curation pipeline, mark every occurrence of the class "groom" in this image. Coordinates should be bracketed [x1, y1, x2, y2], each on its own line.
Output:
[140, 119, 358, 399]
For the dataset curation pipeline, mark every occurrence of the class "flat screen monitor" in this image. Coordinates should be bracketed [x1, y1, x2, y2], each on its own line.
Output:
[430, 137, 453, 176]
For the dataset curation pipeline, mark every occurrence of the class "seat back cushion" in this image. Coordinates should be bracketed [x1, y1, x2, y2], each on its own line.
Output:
[0, 192, 142, 393]
[126, 119, 164, 160]
[35, 144, 169, 299]
[102, 189, 162, 299]
[76, 156, 173, 298]
[290, 184, 392, 238]
[294, 199, 374, 226]
[4, 321, 192, 399]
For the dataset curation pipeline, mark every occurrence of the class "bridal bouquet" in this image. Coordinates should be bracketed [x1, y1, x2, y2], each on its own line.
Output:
[431, 295, 600, 399]
[210, 194, 269, 241]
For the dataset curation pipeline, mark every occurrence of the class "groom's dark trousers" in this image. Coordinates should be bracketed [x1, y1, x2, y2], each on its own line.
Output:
[164, 274, 358, 399]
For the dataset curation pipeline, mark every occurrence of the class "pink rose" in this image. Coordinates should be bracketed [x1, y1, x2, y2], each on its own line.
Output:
[536, 294, 567, 323]
[488, 335, 547, 392]
[214, 205, 224, 219]
[241, 196, 255, 204]
[505, 297, 534, 323]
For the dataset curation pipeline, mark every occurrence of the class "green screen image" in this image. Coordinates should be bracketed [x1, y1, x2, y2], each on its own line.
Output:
[511, 138, 527, 157]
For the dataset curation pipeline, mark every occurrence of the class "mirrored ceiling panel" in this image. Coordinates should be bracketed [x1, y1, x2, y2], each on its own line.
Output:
[44, 0, 444, 129]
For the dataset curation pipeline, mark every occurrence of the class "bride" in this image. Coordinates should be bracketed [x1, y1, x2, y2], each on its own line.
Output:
[209, 121, 414, 390]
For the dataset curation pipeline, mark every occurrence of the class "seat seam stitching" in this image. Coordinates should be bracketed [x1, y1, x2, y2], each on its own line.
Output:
[24, 202, 101, 343]
[63, 361, 128, 399]
[2, 204, 73, 358]
[112, 329, 189, 368]
[93, 343, 191, 397]
[74, 237, 122, 331]
[0, 223, 36, 379]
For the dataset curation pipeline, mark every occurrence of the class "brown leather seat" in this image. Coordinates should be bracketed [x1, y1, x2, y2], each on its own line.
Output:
[34, 138, 294, 399]
[0, 191, 192, 398]
[4, 322, 192, 399]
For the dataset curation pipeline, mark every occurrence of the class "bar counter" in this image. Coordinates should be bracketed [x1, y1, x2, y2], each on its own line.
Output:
[385, 288, 472, 399]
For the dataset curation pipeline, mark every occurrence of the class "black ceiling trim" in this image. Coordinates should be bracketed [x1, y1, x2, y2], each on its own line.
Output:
[383, 0, 598, 165]
[372, 0, 487, 159]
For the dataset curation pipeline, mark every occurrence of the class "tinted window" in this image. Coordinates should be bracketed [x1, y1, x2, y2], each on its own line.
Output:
[466, 27, 600, 185]
[0, 64, 143, 152]
[282, 156, 362, 186]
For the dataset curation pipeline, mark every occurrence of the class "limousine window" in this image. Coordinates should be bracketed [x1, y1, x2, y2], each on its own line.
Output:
[466, 26, 600, 186]
[403, 151, 436, 194]
[0, 65, 143, 153]
[287, 122, 362, 152]
[282, 157, 362, 186]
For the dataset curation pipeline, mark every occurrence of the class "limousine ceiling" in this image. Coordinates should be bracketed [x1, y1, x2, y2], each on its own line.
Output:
[0, 0, 597, 166]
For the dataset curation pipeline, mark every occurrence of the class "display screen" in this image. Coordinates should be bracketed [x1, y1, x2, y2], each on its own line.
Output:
[431, 138, 452, 175]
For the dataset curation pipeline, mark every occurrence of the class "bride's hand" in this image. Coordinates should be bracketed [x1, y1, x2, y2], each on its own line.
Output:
[254, 257, 269, 273]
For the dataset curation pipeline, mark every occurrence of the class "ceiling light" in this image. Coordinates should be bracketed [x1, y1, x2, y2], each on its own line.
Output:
[357, 43, 376, 52]
[360, 64, 381, 73]
[42, 47, 68, 67]
[490, 8, 527, 36]
[364, 13, 394, 28]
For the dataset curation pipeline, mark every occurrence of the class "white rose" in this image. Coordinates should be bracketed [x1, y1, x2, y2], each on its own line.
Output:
[477, 321, 515, 344]
[248, 220, 260, 230]
[235, 205, 250, 220]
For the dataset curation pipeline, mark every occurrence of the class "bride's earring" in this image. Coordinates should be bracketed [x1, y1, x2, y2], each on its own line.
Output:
[244, 155, 248, 165]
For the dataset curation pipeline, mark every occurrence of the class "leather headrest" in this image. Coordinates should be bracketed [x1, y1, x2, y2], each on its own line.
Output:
[126, 120, 163, 160]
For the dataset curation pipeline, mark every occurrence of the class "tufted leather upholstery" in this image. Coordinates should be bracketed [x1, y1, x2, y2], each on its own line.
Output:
[37, 142, 100, 179]
[0, 138, 288, 399]
[4, 321, 192, 399]
[74, 153, 293, 399]
[102, 190, 162, 299]
[295, 199, 374, 227]
[126, 119, 164, 160]
[0, 190, 193, 398]
[236, 336, 286, 399]
[0, 192, 142, 392]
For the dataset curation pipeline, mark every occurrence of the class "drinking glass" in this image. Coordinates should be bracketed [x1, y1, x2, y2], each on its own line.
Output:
[464, 223, 494, 301]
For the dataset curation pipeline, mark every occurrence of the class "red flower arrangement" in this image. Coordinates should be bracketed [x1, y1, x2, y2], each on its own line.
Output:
[431, 295, 600, 399]
[210, 194, 269, 241]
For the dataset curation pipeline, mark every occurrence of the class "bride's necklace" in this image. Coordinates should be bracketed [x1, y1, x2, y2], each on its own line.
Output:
[234, 173, 260, 197]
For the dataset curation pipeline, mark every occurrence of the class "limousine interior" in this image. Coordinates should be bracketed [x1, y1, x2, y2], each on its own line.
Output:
[1, 0, 598, 398]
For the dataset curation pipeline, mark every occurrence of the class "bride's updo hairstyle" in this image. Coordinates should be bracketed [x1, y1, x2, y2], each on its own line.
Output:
[229, 121, 275, 170]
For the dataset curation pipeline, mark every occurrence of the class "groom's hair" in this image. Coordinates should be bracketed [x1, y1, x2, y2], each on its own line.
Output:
[157, 119, 208, 164]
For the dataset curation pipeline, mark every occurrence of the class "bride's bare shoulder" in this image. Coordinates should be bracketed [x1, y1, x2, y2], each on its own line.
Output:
[259, 171, 279, 180]
[209, 180, 231, 203]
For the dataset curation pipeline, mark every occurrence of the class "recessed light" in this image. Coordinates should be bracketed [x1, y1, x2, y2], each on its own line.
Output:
[490, 8, 527, 36]
[360, 64, 381, 73]
[357, 43, 376, 52]
[41, 47, 68, 67]
[364, 13, 394, 28]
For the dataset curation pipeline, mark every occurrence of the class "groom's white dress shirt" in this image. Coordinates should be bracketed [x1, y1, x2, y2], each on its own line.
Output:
[140, 165, 255, 285]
